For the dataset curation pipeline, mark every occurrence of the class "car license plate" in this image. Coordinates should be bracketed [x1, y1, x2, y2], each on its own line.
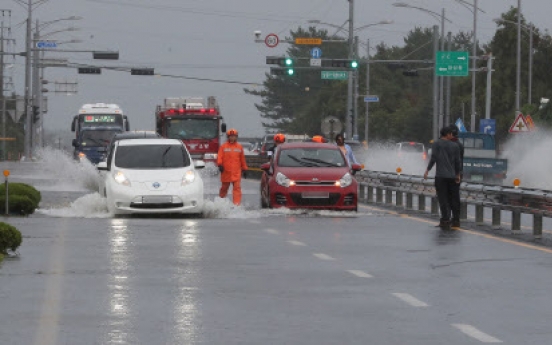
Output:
[470, 175, 484, 182]
[302, 192, 330, 199]
[142, 196, 172, 204]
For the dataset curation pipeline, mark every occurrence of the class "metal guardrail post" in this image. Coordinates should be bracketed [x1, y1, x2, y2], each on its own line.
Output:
[475, 204, 484, 225]
[492, 207, 501, 229]
[460, 202, 468, 221]
[418, 195, 425, 211]
[396, 191, 403, 207]
[533, 214, 543, 239]
[367, 186, 374, 203]
[385, 189, 393, 205]
[512, 210, 522, 233]
[376, 187, 383, 204]
[359, 183, 366, 202]
[406, 192, 413, 210]
[431, 197, 439, 215]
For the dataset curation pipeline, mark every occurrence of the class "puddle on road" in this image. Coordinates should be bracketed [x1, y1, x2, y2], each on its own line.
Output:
[38, 193, 368, 219]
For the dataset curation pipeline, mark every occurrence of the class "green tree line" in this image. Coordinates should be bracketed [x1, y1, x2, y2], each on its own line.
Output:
[245, 7, 552, 144]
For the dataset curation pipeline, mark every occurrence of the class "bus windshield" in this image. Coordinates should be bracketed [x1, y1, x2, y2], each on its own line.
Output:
[80, 130, 119, 147]
[166, 118, 218, 140]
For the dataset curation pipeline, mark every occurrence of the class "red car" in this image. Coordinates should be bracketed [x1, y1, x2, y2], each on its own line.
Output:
[260, 142, 362, 211]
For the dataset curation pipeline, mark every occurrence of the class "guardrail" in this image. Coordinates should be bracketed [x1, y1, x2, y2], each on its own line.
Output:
[356, 170, 551, 239]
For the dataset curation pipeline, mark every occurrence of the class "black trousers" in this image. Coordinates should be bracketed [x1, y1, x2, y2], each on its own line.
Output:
[435, 177, 460, 222]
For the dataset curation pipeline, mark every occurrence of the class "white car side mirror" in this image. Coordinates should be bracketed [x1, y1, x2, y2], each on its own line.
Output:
[194, 160, 206, 169]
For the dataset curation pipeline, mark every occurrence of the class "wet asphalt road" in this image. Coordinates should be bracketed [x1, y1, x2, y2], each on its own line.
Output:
[1, 162, 552, 344]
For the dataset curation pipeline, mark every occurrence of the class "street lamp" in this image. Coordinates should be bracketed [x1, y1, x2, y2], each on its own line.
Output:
[393, 2, 451, 140]
[494, 18, 534, 105]
[308, 19, 392, 140]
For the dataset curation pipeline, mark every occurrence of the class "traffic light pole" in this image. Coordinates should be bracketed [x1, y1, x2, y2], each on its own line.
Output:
[364, 39, 370, 144]
[432, 25, 439, 141]
[346, 0, 354, 139]
[353, 35, 359, 140]
[24, 0, 32, 159]
[32, 20, 40, 150]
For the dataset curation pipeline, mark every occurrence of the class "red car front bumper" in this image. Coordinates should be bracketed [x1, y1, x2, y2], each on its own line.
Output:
[268, 182, 358, 211]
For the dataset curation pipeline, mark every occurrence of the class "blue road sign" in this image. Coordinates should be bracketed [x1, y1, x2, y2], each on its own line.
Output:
[479, 119, 496, 135]
[310, 47, 322, 59]
[364, 95, 379, 103]
[36, 41, 57, 49]
[455, 118, 467, 132]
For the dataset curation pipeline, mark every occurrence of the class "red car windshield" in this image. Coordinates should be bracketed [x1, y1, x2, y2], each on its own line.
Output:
[278, 148, 346, 167]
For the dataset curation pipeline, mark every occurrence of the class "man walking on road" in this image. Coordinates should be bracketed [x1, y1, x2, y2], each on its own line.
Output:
[449, 125, 465, 228]
[424, 127, 461, 230]
[217, 128, 248, 206]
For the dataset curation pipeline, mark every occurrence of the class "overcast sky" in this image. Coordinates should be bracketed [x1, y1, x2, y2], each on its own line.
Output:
[4, 0, 550, 137]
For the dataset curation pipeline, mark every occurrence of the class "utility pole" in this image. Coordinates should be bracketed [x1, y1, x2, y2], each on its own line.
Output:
[485, 53, 493, 119]
[438, 8, 445, 131]
[346, 0, 354, 139]
[364, 38, 370, 144]
[528, 23, 533, 105]
[0, 9, 11, 159]
[24, 0, 33, 158]
[432, 25, 439, 141]
[446, 32, 452, 126]
[353, 35, 359, 140]
[32, 19, 40, 150]
[515, 0, 521, 113]
[470, 0, 478, 132]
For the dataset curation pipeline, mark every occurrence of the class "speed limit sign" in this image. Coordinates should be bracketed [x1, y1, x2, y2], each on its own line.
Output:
[265, 33, 279, 48]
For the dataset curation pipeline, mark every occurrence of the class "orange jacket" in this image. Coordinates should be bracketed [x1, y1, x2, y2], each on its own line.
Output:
[217, 141, 248, 182]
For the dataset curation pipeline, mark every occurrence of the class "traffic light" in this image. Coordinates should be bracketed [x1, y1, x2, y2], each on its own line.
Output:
[266, 56, 294, 76]
[78, 67, 101, 74]
[322, 59, 358, 69]
[32, 106, 40, 123]
[93, 51, 119, 60]
[131, 68, 154, 76]
[402, 69, 419, 77]
[270, 67, 295, 76]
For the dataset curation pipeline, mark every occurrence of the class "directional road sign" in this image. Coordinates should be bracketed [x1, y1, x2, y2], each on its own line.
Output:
[36, 41, 57, 49]
[364, 95, 379, 103]
[436, 51, 469, 77]
[321, 71, 348, 80]
[479, 119, 496, 135]
[311, 47, 322, 59]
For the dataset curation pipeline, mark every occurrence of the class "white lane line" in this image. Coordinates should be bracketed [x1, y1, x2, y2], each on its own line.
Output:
[452, 324, 502, 343]
[347, 270, 373, 278]
[288, 240, 306, 246]
[313, 253, 336, 261]
[392, 293, 429, 307]
[264, 229, 279, 235]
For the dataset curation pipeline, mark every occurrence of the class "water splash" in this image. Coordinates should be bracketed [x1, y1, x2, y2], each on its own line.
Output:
[358, 142, 427, 176]
[37, 193, 110, 218]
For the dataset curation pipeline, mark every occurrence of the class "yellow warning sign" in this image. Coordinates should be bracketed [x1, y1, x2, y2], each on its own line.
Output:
[295, 37, 322, 45]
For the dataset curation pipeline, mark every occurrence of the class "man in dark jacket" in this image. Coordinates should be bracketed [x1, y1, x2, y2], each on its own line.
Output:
[424, 126, 462, 230]
[449, 125, 465, 228]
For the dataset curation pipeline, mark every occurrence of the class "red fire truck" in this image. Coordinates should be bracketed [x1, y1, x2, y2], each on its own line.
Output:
[155, 97, 226, 163]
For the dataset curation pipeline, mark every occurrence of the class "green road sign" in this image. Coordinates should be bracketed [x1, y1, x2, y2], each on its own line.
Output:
[321, 71, 348, 80]
[436, 51, 469, 77]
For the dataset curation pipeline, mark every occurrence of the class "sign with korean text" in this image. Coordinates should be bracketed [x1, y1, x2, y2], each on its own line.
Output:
[436, 51, 469, 77]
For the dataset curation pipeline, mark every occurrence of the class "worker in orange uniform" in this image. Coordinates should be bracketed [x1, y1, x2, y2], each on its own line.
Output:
[217, 128, 248, 206]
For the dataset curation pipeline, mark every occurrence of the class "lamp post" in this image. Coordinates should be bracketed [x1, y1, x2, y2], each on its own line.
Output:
[516, 0, 521, 113]
[308, 19, 392, 140]
[393, 3, 451, 140]
[494, 17, 534, 105]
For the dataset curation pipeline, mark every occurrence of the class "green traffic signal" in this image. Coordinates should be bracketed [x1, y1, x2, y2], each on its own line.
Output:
[287, 68, 294, 76]
[285, 58, 293, 66]
[351, 60, 358, 68]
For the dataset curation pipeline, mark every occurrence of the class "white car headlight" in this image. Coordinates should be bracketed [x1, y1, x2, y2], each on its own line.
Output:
[276, 172, 292, 187]
[338, 172, 353, 188]
[113, 171, 130, 186]
[182, 170, 196, 185]
[203, 153, 217, 160]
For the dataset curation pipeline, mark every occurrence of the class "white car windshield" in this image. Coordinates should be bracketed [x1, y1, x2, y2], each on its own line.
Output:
[115, 145, 190, 169]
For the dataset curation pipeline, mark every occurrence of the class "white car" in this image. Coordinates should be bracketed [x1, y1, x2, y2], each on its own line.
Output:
[97, 138, 205, 215]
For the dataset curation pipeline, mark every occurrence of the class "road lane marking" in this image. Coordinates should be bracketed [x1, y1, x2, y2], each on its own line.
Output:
[361, 204, 552, 255]
[347, 269, 373, 278]
[313, 253, 336, 261]
[452, 324, 502, 343]
[264, 229, 279, 235]
[288, 240, 306, 246]
[392, 293, 429, 307]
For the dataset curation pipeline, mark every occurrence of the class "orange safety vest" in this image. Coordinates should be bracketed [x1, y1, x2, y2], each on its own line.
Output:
[217, 141, 248, 182]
